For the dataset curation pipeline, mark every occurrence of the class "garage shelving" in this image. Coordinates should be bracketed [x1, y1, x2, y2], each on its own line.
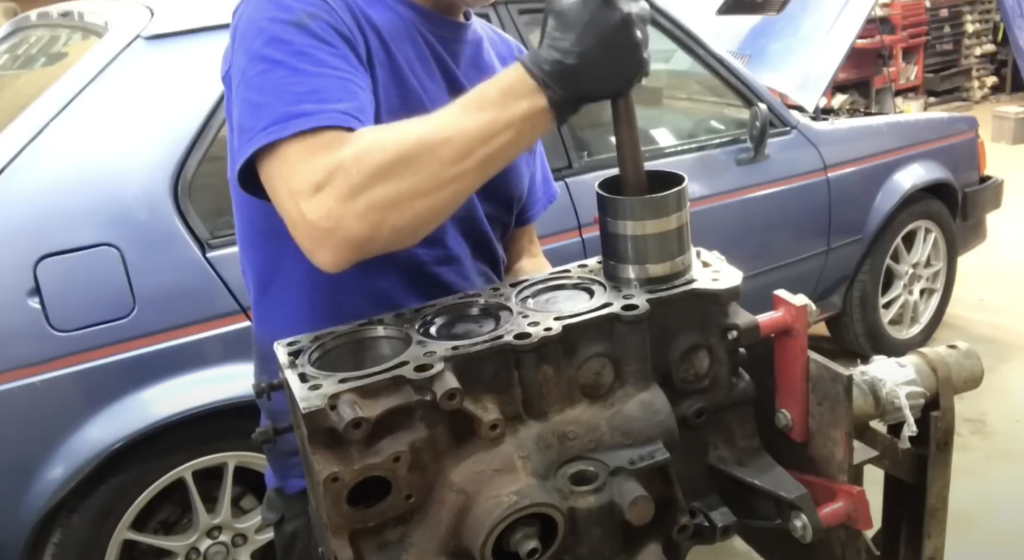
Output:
[961, 0, 1000, 101]
[830, 0, 1012, 111]
[829, 0, 930, 113]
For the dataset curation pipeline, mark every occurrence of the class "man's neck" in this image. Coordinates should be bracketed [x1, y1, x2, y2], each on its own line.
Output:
[410, 0, 466, 21]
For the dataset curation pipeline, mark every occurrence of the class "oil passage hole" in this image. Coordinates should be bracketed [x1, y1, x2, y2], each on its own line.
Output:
[346, 476, 393, 510]
[405, 493, 415, 503]
[544, 327, 553, 332]
[445, 391, 460, 403]
[528, 321, 541, 328]
[308, 383, 323, 391]
[577, 263, 588, 269]
[489, 287, 502, 293]
[423, 351, 437, 358]
[351, 420, 366, 432]
[391, 455, 403, 464]
[513, 332, 533, 341]
[488, 422, 503, 433]
[568, 469, 600, 488]
[623, 294, 635, 300]
[413, 363, 433, 373]
[330, 476, 340, 484]
[621, 303, 640, 312]
[287, 340, 301, 347]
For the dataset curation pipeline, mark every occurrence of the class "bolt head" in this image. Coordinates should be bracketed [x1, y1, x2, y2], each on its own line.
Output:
[789, 512, 813, 544]
[207, 526, 222, 540]
[774, 409, 793, 432]
[726, 330, 739, 341]
[232, 534, 248, 548]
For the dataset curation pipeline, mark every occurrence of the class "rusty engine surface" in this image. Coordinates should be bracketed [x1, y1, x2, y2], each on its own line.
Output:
[272, 246, 831, 560]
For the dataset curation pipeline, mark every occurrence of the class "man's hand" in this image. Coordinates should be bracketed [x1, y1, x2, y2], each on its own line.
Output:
[521, 0, 651, 123]
[505, 225, 552, 280]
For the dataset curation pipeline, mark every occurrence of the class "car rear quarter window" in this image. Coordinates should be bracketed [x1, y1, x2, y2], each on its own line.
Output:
[187, 124, 234, 240]
[0, 24, 105, 136]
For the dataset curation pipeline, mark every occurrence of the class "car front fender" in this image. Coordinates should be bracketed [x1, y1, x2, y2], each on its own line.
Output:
[861, 158, 959, 241]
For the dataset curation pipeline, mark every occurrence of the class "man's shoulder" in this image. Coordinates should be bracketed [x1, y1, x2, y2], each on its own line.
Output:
[474, 16, 527, 58]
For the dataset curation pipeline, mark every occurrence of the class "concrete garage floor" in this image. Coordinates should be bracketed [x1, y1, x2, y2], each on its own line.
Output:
[692, 101, 1024, 560]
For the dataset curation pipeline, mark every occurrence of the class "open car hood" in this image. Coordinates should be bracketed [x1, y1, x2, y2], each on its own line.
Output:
[658, 0, 877, 111]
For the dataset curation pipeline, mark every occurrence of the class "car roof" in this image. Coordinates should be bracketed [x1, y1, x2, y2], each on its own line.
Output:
[133, 0, 532, 38]
[133, 0, 238, 38]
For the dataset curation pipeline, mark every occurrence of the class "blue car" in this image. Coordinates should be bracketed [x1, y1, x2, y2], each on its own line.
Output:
[0, 0, 1002, 559]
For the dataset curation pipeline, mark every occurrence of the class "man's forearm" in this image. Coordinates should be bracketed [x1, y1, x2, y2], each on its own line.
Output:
[285, 64, 554, 272]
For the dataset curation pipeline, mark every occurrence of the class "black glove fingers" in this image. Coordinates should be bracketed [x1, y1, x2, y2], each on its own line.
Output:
[521, 0, 652, 123]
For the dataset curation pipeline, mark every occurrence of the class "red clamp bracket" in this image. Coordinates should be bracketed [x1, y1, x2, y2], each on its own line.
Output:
[789, 471, 873, 532]
[755, 290, 815, 443]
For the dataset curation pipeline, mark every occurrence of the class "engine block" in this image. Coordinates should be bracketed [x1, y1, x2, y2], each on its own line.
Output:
[275, 248, 811, 560]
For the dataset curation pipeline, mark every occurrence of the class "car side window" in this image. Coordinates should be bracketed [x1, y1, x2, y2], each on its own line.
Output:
[0, 25, 104, 135]
[186, 124, 234, 240]
[516, 13, 751, 164]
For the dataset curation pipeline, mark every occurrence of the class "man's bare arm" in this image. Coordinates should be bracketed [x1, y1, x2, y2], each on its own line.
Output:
[504, 225, 552, 280]
[256, 64, 553, 273]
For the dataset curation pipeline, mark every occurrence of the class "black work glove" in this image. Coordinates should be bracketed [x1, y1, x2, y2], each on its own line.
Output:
[520, 0, 652, 124]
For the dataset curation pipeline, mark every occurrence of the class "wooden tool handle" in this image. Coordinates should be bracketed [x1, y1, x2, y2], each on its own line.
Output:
[610, 94, 648, 197]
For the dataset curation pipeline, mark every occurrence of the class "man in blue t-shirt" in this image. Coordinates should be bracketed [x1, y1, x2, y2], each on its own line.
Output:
[222, 0, 649, 556]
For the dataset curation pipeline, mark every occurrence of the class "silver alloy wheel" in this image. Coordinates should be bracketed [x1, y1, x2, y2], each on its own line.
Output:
[106, 452, 272, 560]
[878, 219, 948, 340]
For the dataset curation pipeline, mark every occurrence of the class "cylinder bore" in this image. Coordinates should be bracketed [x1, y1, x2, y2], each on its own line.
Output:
[416, 301, 513, 342]
[308, 326, 412, 374]
[514, 276, 609, 314]
[597, 170, 693, 286]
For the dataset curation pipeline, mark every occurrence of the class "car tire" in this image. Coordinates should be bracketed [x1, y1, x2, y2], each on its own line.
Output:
[827, 194, 958, 357]
[40, 414, 274, 560]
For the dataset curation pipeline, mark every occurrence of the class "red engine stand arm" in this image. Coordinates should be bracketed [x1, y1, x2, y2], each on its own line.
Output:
[755, 290, 815, 443]
[789, 471, 874, 532]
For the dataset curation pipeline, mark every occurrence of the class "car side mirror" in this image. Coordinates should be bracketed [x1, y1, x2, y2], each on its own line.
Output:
[737, 102, 770, 166]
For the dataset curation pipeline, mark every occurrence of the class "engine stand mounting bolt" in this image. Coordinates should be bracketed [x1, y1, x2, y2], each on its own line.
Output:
[789, 512, 813, 544]
[775, 409, 793, 433]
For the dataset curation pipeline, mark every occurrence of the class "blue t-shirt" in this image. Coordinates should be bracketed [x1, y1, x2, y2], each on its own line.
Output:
[222, 0, 558, 493]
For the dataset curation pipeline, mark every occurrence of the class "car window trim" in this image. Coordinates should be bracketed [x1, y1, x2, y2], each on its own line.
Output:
[177, 99, 235, 249]
[506, 2, 791, 175]
[0, 2, 153, 174]
[495, 2, 577, 173]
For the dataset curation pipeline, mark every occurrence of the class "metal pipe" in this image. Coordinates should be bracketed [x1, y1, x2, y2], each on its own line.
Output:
[596, 170, 692, 286]
[610, 95, 648, 197]
[851, 342, 985, 425]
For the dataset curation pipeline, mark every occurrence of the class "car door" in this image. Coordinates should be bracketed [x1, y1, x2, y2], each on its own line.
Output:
[507, 4, 831, 313]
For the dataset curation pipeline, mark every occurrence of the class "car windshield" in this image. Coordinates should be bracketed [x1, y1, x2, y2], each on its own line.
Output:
[0, 24, 105, 136]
